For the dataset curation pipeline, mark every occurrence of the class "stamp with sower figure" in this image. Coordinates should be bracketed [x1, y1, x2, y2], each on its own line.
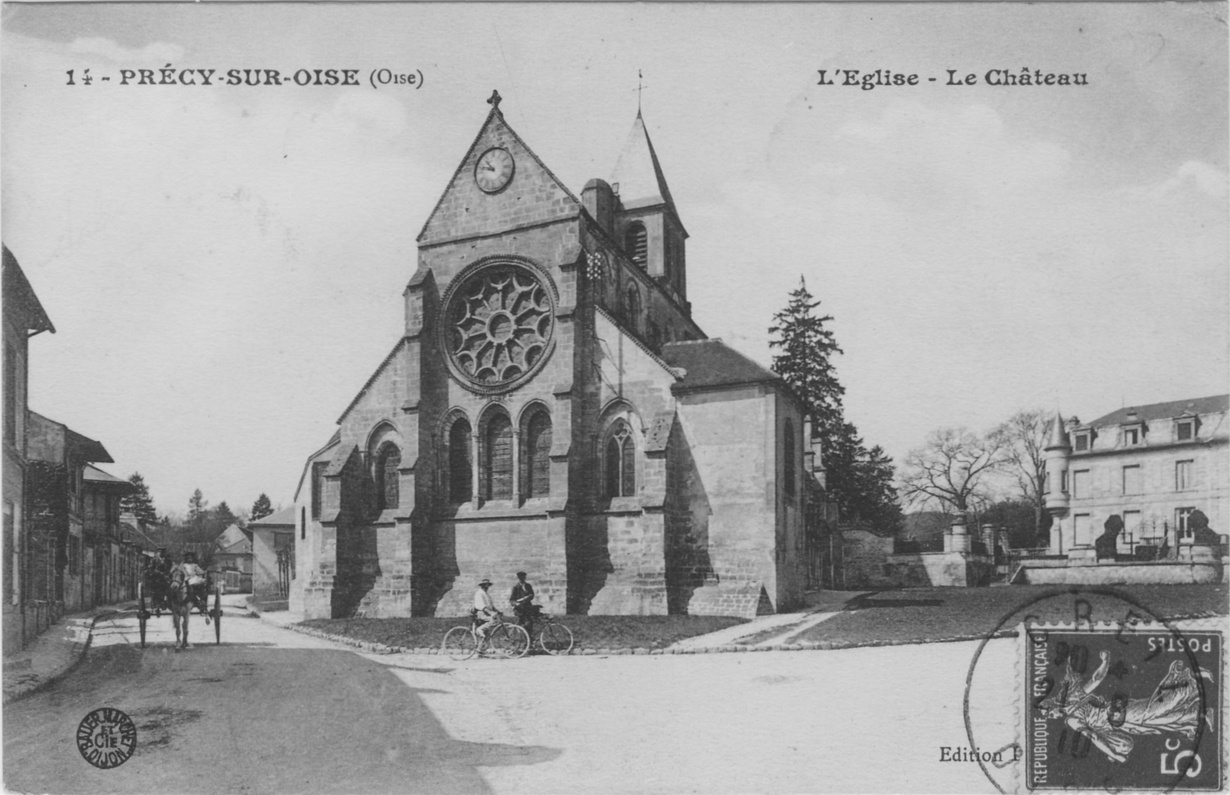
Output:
[1025, 626, 1221, 791]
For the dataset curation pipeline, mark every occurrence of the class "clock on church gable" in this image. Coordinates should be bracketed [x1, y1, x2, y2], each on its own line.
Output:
[440, 259, 557, 394]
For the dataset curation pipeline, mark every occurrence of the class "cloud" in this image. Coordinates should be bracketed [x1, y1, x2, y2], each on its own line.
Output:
[69, 36, 184, 64]
[1135, 160, 1228, 200]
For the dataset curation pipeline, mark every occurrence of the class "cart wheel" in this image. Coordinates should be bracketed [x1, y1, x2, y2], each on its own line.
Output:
[137, 582, 148, 649]
[213, 585, 222, 644]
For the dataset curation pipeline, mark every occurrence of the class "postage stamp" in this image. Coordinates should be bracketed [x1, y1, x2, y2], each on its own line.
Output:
[1024, 626, 1222, 791]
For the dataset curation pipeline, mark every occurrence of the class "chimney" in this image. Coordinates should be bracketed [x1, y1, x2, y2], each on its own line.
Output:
[582, 179, 616, 236]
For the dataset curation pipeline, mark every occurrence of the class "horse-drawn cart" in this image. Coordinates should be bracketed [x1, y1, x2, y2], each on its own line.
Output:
[136, 569, 224, 649]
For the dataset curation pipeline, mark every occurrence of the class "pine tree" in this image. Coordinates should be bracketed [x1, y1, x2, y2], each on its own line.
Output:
[769, 277, 845, 455]
[213, 501, 238, 529]
[121, 472, 159, 524]
[770, 277, 901, 532]
[250, 493, 274, 521]
[187, 489, 208, 525]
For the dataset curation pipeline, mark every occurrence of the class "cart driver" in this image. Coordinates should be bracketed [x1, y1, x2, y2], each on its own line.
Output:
[472, 578, 500, 642]
[178, 552, 209, 612]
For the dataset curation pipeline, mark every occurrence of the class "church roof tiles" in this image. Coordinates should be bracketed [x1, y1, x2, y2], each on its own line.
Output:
[660, 339, 781, 393]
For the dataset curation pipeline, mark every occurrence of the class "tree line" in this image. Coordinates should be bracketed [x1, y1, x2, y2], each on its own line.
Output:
[119, 474, 277, 565]
[768, 275, 1055, 549]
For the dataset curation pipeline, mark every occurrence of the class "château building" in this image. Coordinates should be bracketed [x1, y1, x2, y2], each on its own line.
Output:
[1044, 394, 1229, 556]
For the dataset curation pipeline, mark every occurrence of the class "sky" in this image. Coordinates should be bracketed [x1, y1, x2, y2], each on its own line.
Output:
[3, 3, 1226, 517]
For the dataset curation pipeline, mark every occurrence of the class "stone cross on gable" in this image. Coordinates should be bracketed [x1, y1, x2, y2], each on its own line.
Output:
[487, 90, 502, 112]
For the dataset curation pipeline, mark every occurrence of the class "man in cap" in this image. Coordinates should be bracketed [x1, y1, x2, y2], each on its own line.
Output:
[472, 577, 500, 643]
[510, 571, 537, 638]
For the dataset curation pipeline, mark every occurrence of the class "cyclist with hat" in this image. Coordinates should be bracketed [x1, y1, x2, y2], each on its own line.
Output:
[472, 577, 500, 643]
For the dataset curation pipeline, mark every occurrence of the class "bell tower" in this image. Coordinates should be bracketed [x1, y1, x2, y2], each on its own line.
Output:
[609, 111, 689, 309]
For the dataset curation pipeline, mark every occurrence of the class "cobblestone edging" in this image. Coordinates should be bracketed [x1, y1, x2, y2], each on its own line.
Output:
[3, 610, 116, 705]
[274, 609, 1227, 657]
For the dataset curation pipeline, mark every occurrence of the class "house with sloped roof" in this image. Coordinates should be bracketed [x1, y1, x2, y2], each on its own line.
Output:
[248, 507, 295, 610]
[3, 246, 55, 652]
[212, 523, 254, 592]
[290, 95, 820, 620]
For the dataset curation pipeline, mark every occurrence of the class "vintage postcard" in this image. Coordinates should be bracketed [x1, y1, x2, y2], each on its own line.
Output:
[2, 3, 1226, 793]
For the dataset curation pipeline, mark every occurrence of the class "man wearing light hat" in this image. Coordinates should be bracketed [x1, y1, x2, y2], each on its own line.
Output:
[472, 577, 500, 642]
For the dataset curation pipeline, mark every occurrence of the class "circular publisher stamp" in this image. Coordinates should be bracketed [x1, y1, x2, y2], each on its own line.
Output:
[76, 707, 137, 769]
[963, 587, 1221, 794]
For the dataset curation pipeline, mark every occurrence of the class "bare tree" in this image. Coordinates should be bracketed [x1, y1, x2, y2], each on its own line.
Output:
[900, 427, 1007, 514]
[989, 409, 1050, 535]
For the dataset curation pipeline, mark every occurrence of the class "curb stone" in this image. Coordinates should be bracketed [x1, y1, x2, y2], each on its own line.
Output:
[259, 609, 1226, 660]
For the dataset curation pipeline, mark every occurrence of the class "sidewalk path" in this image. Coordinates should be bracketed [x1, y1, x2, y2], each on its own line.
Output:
[669, 590, 870, 650]
[2, 607, 119, 704]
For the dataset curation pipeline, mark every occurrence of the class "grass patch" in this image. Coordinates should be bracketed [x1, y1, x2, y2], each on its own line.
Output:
[299, 614, 748, 651]
[791, 583, 1229, 647]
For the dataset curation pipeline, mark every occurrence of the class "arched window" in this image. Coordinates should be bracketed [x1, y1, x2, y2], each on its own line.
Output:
[523, 411, 552, 498]
[375, 443, 401, 512]
[783, 420, 796, 499]
[605, 421, 636, 498]
[449, 419, 473, 503]
[625, 223, 647, 269]
[625, 285, 642, 334]
[485, 414, 514, 500]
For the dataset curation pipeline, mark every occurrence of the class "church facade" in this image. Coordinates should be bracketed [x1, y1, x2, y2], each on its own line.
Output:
[289, 94, 812, 619]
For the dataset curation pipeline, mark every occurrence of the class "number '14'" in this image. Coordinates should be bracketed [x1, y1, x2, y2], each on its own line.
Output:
[65, 69, 92, 85]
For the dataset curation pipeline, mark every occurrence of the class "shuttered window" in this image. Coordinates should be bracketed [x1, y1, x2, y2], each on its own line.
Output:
[449, 419, 473, 503]
[524, 412, 552, 498]
[486, 415, 514, 500]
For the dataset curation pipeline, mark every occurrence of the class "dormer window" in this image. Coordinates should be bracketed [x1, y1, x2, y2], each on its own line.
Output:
[625, 223, 647, 269]
[1176, 417, 1197, 442]
[1073, 431, 1091, 452]
[1122, 424, 1144, 447]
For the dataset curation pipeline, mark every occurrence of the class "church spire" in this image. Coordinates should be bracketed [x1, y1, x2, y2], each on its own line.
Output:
[609, 111, 679, 221]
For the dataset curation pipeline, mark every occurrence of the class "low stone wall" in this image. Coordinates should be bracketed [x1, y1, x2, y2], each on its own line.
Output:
[1019, 559, 1223, 585]
[884, 552, 995, 587]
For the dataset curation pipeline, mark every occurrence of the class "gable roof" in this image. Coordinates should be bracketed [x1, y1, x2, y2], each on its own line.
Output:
[1085, 394, 1229, 429]
[416, 99, 582, 245]
[250, 506, 295, 528]
[83, 464, 133, 490]
[660, 339, 781, 393]
[213, 523, 253, 554]
[2, 245, 55, 335]
[609, 112, 684, 230]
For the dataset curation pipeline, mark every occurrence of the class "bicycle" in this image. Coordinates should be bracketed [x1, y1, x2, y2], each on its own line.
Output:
[442, 613, 530, 661]
[530, 612, 574, 655]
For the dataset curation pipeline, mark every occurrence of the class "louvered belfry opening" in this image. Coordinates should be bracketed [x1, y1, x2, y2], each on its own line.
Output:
[625, 223, 647, 269]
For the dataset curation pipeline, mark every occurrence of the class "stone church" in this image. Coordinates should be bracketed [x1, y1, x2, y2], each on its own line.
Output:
[290, 93, 814, 619]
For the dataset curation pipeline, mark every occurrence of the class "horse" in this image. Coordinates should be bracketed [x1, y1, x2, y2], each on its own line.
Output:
[167, 567, 211, 650]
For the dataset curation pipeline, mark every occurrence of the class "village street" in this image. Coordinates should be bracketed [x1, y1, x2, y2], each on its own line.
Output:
[3, 599, 1028, 794]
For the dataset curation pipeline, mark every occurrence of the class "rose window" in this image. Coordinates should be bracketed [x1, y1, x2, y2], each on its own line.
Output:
[444, 263, 555, 391]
